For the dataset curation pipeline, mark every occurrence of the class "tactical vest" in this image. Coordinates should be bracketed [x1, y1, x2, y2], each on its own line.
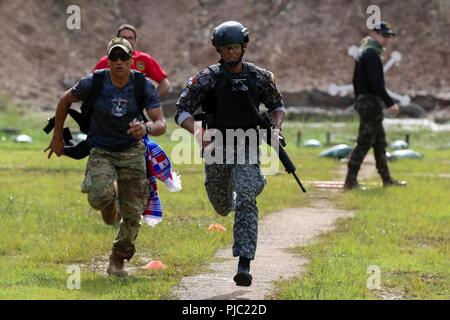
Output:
[203, 62, 260, 131]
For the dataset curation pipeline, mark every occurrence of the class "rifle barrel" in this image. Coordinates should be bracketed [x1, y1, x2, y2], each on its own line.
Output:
[293, 172, 307, 193]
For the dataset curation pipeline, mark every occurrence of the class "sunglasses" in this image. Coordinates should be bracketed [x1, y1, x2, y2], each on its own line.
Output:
[219, 43, 242, 52]
[108, 52, 132, 62]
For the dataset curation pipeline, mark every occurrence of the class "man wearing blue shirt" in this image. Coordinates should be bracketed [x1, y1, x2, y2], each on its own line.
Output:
[46, 38, 166, 276]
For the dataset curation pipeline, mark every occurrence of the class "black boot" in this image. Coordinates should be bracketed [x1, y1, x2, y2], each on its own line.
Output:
[344, 171, 360, 191]
[344, 180, 361, 191]
[383, 178, 407, 187]
[233, 257, 252, 287]
[380, 167, 407, 187]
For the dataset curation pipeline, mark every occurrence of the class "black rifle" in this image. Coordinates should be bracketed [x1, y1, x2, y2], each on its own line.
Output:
[231, 78, 307, 193]
[43, 116, 56, 134]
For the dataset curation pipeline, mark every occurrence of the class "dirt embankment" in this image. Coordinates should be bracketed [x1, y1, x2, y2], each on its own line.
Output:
[1, 0, 449, 112]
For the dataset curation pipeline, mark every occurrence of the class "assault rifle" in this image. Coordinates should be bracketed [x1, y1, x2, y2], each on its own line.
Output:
[231, 78, 306, 193]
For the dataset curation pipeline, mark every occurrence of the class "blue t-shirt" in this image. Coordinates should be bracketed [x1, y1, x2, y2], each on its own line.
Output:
[71, 70, 160, 152]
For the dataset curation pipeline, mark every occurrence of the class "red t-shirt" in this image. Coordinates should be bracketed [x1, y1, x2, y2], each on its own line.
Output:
[93, 50, 167, 83]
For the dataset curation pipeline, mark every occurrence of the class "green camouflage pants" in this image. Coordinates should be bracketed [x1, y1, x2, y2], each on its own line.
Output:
[205, 163, 266, 260]
[347, 95, 392, 182]
[81, 142, 148, 260]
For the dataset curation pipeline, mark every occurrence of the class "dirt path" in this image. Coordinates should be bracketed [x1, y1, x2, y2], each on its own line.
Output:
[173, 157, 377, 300]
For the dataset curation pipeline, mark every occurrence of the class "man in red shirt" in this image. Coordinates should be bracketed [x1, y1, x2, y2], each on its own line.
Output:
[93, 24, 171, 98]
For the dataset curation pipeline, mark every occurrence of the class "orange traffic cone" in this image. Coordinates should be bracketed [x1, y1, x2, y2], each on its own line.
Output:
[208, 223, 226, 232]
[143, 260, 167, 270]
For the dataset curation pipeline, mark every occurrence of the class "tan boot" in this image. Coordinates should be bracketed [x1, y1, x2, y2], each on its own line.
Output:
[106, 252, 128, 277]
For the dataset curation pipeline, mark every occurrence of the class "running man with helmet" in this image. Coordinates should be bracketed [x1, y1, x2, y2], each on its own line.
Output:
[175, 21, 286, 286]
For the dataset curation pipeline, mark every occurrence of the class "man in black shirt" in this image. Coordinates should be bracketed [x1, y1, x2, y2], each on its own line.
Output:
[344, 21, 406, 190]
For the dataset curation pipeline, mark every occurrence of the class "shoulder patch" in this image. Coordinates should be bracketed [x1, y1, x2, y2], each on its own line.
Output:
[186, 76, 198, 86]
[184, 68, 216, 91]
[136, 61, 146, 71]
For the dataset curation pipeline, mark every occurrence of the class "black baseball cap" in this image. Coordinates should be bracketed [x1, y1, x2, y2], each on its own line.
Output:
[374, 21, 396, 37]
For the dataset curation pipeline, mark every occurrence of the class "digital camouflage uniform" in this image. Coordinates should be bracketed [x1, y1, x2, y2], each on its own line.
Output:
[81, 142, 149, 260]
[205, 152, 266, 259]
[175, 63, 285, 260]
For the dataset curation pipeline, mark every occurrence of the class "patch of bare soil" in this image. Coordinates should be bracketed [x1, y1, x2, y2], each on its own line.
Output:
[1, 0, 449, 110]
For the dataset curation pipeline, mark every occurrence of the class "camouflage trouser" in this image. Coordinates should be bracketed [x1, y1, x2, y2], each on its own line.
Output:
[81, 142, 148, 260]
[347, 95, 391, 182]
[205, 163, 266, 260]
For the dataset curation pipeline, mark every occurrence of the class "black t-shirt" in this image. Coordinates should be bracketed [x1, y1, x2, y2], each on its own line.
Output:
[352, 48, 394, 108]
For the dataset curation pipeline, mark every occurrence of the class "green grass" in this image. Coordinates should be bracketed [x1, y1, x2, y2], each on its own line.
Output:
[0, 106, 336, 299]
[274, 149, 450, 300]
[1, 104, 449, 299]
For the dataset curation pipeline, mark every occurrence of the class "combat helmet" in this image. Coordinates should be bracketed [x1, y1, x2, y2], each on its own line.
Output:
[211, 21, 250, 48]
